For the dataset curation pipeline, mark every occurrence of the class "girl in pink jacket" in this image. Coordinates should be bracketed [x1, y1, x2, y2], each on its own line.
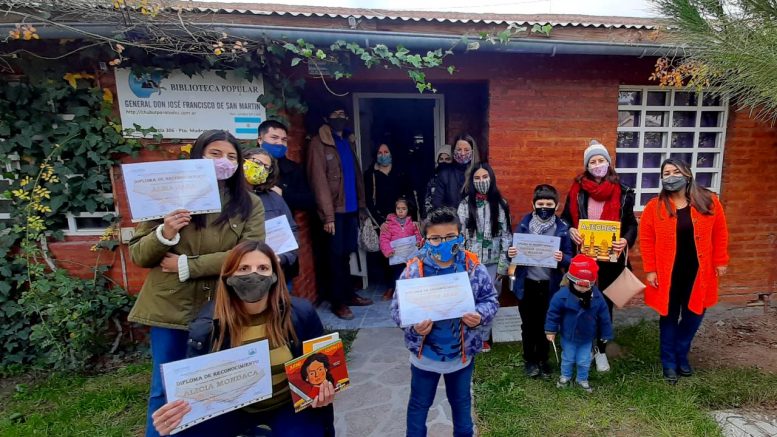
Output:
[380, 198, 423, 300]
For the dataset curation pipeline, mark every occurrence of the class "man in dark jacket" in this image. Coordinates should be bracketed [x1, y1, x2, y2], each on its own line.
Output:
[258, 120, 316, 211]
[307, 104, 373, 320]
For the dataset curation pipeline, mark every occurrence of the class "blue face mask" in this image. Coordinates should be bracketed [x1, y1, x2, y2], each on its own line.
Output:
[262, 142, 287, 159]
[425, 234, 463, 263]
[376, 154, 392, 166]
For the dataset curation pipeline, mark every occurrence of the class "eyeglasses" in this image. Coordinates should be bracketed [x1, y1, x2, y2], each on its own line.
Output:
[426, 234, 459, 245]
[250, 159, 272, 170]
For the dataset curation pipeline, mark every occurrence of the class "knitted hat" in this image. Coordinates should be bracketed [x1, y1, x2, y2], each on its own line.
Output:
[583, 140, 611, 170]
[436, 144, 452, 160]
[567, 254, 599, 284]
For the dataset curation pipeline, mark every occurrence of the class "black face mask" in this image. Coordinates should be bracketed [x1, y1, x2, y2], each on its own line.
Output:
[225, 273, 277, 303]
[570, 285, 592, 309]
[534, 207, 555, 221]
[328, 118, 348, 133]
[662, 175, 688, 192]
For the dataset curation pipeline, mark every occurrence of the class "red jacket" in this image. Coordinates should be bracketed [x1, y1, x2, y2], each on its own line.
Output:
[379, 214, 423, 258]
[639, 195, 729, 316]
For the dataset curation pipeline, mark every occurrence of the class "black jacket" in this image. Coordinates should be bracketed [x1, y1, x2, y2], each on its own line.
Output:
[560, 182, 638, 250]
[364, 165, 409, 224]
[431, 162, 467, 210]
[278, 157, 316, 212]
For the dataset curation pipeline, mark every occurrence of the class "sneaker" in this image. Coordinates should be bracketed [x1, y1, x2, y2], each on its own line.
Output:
[539, 361, 552, 379]
[594, 349, 610, 372]
[556, 377, 570, 388]
[481, 341, 491, 353]
[524, 362, 540, 378]
[577, 380, 593, 393]
[663, 367, 679, 385]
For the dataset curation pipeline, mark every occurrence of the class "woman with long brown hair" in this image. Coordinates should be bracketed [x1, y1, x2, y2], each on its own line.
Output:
[639, 158, 729, 384]
[150, 241, 335, 436]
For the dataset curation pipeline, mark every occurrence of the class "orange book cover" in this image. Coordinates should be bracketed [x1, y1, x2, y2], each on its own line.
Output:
[578, 219, 621, 262]
[284, 340, 350, 412]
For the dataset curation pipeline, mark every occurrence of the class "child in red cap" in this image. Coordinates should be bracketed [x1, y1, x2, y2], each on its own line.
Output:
[544, 254, 613, 392]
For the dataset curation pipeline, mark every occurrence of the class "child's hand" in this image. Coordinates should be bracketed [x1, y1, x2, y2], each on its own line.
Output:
[462, 312, 482, 328]
[553, 250, 563, 262]
[413, 319, 433, 335]
[546, 333, 555, 343]
[507, 246, 518, 258]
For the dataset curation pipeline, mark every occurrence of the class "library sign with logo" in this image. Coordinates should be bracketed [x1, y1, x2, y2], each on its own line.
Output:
[115, 69, 266, 140]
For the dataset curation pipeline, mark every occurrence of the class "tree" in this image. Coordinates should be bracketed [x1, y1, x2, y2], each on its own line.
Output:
[652, 0, 777, 121]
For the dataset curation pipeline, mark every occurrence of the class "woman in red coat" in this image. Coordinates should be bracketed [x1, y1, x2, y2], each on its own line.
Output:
[639, 158, 729, 384]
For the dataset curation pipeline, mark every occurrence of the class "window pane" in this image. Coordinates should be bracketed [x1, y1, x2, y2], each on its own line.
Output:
[642, 173, 661, 188]
[696, 173, 713, 188]
[643, 152, 664, 168]
[617, 132, 640, 148]
[618, 111, 641, 127]
[674, 91, 698, 106]
[640, 192, 658, 205]
[697, 152, 717, 168]
[644, 132, 666, 148]
[75, 216, 109, 230]
[700, 111, 722, 127]
[619, 173, 637, 187]
[0, 201, 10, 214]
[673, 111, 697, 127]
[699, 132, 718, 148]
[616, 152, 639, 168]
[702, 93, 721, 106]
[618, 91, 642, 105]
[645, 111, 668, 127]
[670, 152, 693, 165]
[646, 91, 668, 106]
[671, 132, 694, 148]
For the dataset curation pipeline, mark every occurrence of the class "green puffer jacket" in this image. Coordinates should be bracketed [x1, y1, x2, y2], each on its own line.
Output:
[128, 192, 265, 329]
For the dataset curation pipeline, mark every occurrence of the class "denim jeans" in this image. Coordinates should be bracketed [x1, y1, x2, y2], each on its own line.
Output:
[146, 327, 190, 437]
[659, 303, 705, 370]
[407, 361, 475, 437]
[560, 337, 592, 383]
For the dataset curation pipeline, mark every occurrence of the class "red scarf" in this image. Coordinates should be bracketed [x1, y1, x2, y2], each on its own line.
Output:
[568, 178, 621, 227]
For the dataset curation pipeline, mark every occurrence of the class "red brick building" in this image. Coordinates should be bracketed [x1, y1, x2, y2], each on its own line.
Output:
[31, 4, 777, 305]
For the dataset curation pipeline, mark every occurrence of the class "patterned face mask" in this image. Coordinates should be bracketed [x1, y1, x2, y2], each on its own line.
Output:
[212, 157, 238, 180]
[473, 179, 490, 194]
[454, 149, 472, 165]
[589, 162, 609, 178]
[243, 160, 269, 185]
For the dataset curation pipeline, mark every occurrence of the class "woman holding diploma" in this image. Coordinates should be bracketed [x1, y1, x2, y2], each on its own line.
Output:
[244, 148, 300, 291]
[639, 159, 729, 384]
[128, 130, 266, 437]
[152, 240, 335, 436]
[561, 140, 638, 368]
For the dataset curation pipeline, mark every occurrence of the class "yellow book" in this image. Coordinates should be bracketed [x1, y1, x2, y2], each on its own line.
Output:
[578, 219, 621, 262]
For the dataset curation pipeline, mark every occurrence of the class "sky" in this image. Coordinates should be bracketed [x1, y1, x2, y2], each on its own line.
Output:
[199, 0, 659, 17]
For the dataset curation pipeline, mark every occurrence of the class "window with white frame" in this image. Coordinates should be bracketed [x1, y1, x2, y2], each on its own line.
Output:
[616, 87, 728, 210]
[0, 153, 20, 224]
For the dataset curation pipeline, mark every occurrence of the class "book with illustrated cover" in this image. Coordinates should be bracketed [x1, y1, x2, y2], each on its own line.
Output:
[578, 219, 621, 262]
[284, 339, 350, 412]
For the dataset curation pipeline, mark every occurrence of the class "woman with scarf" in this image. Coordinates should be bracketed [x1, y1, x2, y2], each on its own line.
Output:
[431, 134, 479, 209]
[561, 140, 638, 369]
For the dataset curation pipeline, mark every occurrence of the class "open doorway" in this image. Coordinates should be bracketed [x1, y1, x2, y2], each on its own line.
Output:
[350, 93, 445, 288]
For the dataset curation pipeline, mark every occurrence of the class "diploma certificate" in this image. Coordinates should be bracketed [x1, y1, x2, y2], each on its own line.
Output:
[265, 215, 299, 255]
[395, 271, 476, 327]
[122, 159, 222, 223]
[161, 341, 272, 434]
[511, 233, 561, 268]
[388, 235, 419, 265]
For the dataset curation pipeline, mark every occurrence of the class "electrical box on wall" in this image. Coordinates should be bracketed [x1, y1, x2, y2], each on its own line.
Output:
[120, 227, 135, 244]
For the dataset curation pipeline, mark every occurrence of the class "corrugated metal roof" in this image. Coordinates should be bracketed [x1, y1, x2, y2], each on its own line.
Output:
[174, 2, 662, 30]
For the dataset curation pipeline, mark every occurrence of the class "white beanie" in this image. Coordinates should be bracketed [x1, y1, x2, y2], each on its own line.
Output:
[583, 140, 611, 170]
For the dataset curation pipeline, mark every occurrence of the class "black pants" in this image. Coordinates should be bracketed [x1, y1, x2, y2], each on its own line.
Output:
[518, 279, 552, 364]
[324, 212, 359, 307]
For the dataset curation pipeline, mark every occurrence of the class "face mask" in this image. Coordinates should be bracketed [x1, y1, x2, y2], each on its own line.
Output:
[534, 207, 555, 221]
[425, 234, 463, 263]
[473, 179, 490, 194]
[454, 149, 472, 165]
[262, 142, 287, 159]
[213, 157, 238, 180]
[328, 117, 348, 133]
[226, 272, 277, 303]
[662, 175, 688, 192]
[243, 160, 268, 186]
[377, 154, 392, 166]
[589, 163, 609, 178]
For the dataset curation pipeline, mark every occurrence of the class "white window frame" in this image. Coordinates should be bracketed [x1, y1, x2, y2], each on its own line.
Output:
[0, 153, 21, 221]
[62, 193, 116, 236]
[616, 86, 728, 210]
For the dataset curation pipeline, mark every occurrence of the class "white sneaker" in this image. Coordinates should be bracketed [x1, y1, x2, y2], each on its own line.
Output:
[594, 349, 610, 372]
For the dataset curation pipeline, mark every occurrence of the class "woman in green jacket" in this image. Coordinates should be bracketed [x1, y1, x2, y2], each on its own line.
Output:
[127, 130, 265, 437]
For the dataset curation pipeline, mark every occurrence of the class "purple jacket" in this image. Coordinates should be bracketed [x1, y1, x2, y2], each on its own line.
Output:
[390, 249, 499, 359]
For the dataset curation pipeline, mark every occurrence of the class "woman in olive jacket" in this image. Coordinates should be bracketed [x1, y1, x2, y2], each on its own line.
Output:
[127, 130, 265, 437]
